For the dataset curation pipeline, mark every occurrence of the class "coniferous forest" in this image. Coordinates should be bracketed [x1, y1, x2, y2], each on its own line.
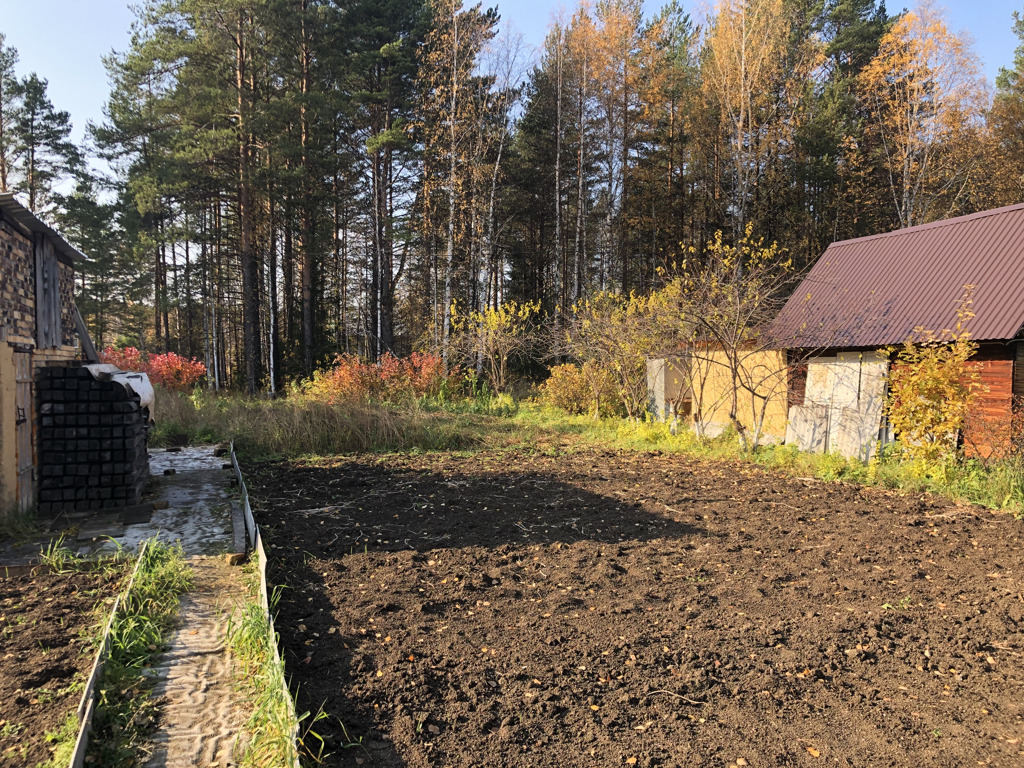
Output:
[2, 0, 1024, 393]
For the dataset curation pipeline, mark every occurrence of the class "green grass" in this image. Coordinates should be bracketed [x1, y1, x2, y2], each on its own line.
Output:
[35, 711, 79, 768]
[0, 506, 42, 545]
[228, 572, 324, 767]
[154, 388, 1024, 514]
[88, 539, 193, 767]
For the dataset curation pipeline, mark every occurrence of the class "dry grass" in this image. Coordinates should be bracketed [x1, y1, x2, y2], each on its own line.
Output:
[150, 389, 1024, 514]
[150, 389, 499, 457]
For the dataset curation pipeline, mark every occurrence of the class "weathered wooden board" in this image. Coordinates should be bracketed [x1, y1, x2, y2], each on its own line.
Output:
[14, 350, 33, 512]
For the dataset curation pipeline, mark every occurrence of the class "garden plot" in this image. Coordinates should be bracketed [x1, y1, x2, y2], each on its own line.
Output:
[0, 566, 121, 765]
[247, 451, 1024, 768]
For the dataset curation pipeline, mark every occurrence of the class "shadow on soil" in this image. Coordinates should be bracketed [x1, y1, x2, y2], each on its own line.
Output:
[249, 458, 713, 766]
[250, 458, 708, 550]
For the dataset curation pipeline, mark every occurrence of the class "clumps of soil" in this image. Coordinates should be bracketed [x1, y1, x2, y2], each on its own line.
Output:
[0, 568, 119, 766]
[247, 450, 1024, 768]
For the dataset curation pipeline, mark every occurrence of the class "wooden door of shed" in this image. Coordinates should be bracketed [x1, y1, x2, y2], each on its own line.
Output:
[14, 352, 34, 511]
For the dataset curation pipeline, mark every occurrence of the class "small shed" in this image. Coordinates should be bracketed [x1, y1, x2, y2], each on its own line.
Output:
[773, 203, 1024, 461]
[647, 349, 790, 443]
[1, 195, 153, 517]
[0, 193, 92, 512]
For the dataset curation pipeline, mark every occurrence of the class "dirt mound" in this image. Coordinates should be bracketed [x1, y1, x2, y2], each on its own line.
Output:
[0, 568, 119, 766]
[247, 450, 1024, 767]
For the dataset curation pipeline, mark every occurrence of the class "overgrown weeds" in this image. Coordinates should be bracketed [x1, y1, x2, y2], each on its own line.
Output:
[89, 539, 193, 767]
[151, 387, 521, 456]
[229, 571, 327, 767]
[154, 385, 1024, 514]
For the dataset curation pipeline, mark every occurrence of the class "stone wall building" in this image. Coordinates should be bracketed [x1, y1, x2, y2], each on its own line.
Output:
[0, 193, 91, 512]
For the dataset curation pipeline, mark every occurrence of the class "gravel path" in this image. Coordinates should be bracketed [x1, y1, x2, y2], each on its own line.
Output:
[139, 446, 250, 768]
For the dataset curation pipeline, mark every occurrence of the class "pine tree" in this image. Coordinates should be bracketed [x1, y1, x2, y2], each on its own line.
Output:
[55, 176, 148, 348]
[347, 0, 429, 358]
[0, 33, 19, 193]
[11, 73, 80, 211]
[988, 10, 1024, 206]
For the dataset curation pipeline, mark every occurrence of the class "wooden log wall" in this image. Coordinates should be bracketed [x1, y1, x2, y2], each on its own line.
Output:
[963, 344, 1015, 460]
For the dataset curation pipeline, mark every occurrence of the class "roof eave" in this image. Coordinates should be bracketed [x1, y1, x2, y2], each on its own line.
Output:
[0, 193, 88, 264]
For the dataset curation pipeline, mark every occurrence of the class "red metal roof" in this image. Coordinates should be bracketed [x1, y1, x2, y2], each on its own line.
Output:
[772, 203, 1024, 348]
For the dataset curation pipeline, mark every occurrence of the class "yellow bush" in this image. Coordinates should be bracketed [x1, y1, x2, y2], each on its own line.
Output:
[542, 362, 623, 418]
[562, 291, 661, 421]
[542, 364, 589, 414]
[886, 290, 982, 468]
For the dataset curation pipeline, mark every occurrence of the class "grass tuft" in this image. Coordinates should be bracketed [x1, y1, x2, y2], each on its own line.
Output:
[88, 539, 193, 767]
[35, 711, 79, 768]
[229, 574, 326, 767]
[38, 535, 83, 573]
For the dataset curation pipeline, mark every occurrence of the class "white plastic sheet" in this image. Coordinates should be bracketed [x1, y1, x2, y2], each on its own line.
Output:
[83, 363, 156, 417]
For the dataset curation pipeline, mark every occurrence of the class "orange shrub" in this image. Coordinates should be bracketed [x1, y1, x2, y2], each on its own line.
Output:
[100, 346, 144, 372]
[147, 352, 207, 391]
[100, 347, 206, 392]
[302, 352, 451, 404]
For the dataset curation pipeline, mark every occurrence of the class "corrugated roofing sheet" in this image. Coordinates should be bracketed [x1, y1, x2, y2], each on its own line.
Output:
[771, 203, 1024, 348]
[0, 193, 87, 263]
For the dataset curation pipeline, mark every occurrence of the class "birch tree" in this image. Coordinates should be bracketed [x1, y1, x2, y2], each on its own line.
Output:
[702, 0, 819, 241]
[858, 2, 988, 227]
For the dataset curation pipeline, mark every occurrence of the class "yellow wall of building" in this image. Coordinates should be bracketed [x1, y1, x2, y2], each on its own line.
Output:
[690, 349, 789, 441]
[0, 343, 16, 512]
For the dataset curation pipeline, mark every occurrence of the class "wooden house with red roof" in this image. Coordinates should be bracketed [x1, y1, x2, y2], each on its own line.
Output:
[773, 203, 1024, 461]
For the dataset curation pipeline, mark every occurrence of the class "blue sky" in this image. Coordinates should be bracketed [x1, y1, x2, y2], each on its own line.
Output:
[1, 0, 1021, 149]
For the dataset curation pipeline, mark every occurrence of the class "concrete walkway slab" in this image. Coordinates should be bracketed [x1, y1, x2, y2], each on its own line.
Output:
[124, 446, 252, 767]
[86, 446, 237, 558]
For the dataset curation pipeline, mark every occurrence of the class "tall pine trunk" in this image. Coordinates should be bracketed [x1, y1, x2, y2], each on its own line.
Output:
[299, 1, 315, 374]
[441, 7, 459, 372]
[236, 11, 262, 394]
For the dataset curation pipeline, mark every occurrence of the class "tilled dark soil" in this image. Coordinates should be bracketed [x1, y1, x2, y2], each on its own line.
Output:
[246, 450, 1024, 768]
[0, 568, 117, 766]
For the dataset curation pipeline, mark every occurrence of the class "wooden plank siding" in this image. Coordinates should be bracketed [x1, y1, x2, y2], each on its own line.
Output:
[963, 345, 1015, 459]
[14, 350, 34, 511]
[787, 353, 808, 411]
[1014, 343, 1024, 398]
[1015, 342, 1024, 452]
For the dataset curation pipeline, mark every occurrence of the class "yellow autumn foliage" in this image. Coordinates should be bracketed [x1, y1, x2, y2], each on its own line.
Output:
[886, 291, 982, 468]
